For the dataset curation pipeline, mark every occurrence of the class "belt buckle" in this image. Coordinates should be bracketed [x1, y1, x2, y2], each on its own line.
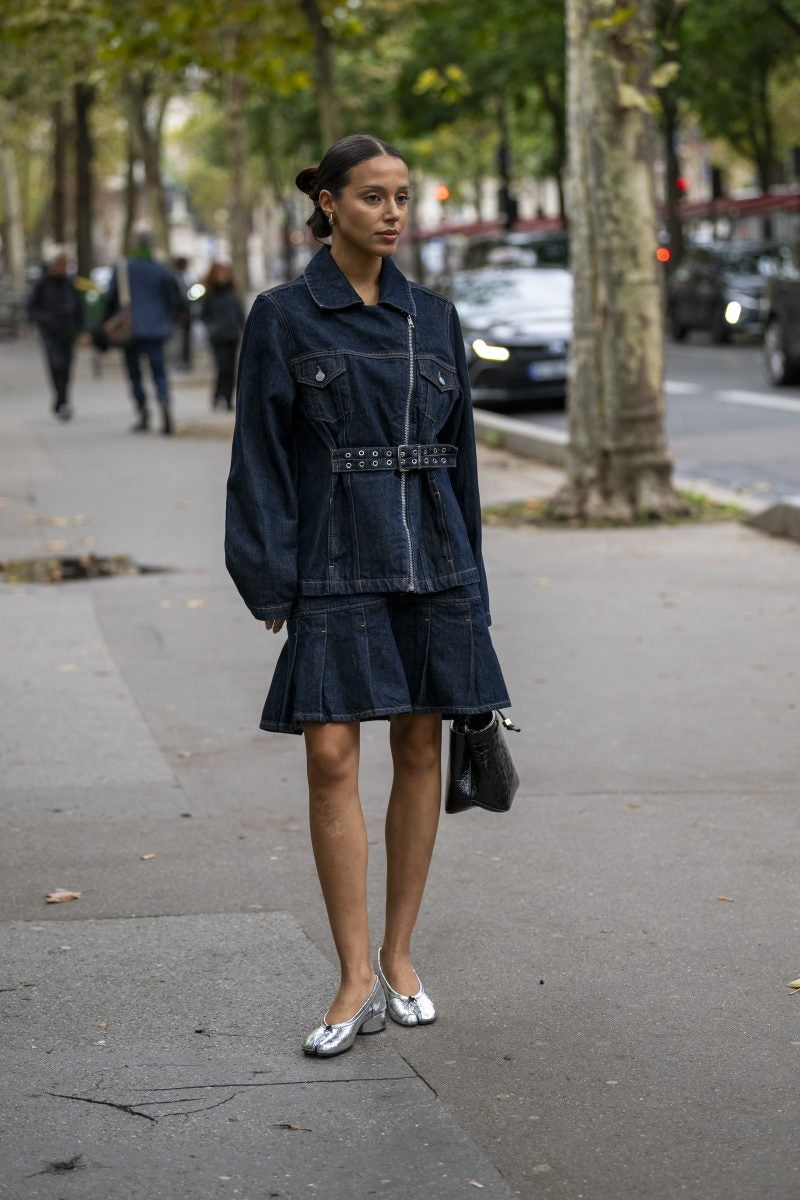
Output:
[397, 443, 419, 472]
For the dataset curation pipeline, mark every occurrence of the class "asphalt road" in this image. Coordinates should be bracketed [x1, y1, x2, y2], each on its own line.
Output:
[506, 338, 800, 504]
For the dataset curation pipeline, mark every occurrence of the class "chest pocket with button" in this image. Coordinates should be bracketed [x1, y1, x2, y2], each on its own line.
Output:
[293, 353, 351, 423]
[417, 357, 457, 430]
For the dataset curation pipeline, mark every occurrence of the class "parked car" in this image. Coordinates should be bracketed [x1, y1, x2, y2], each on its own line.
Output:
[451, 267, 571, 406]
[667, 242, 787, 343]
[762, 253, 800, 385]
[462, 230, 570, 271]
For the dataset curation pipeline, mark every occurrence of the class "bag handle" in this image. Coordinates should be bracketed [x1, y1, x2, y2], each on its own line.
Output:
[497, 709, 520, 732]
[117, 257, 131, 309]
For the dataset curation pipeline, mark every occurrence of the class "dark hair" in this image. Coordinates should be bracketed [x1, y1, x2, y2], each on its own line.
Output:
[296, 133, 408, 240]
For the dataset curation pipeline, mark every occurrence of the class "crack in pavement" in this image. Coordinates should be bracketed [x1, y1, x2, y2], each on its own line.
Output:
[126, 1074, 414, 1093]
[397, 1053, 438, 1099]
[44, 1091, 157, 1123]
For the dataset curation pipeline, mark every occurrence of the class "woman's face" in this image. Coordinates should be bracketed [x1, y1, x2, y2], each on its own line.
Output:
[321, 155, 410, 259]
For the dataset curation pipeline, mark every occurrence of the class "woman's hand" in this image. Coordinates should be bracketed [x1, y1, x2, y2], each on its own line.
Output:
[264, 619, 285, 634]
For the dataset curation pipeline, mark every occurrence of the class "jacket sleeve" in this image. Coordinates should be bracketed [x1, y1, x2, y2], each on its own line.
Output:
[225, 295, 299, 621]
[439, 302, 492, 626]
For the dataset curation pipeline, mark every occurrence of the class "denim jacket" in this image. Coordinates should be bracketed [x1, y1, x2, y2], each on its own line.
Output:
[225, 245, 491, 624]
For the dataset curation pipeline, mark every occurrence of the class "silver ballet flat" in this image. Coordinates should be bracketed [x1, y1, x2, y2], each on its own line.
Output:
[302, 977, 386, 1057]
[376, 948, 437, 1026]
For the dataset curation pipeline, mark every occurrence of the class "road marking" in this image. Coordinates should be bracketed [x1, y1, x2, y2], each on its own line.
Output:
[715, 389, 800, 414]
[665, 380, 800, 413]
[665, 380, 701, 395]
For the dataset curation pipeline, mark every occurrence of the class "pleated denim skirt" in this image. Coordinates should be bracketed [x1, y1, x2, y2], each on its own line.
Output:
[261, 583, 511, 735]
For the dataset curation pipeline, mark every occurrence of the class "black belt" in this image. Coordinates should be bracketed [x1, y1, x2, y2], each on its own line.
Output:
[331, 444, 458, 473]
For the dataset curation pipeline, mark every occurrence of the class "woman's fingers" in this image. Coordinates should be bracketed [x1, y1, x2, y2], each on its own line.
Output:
[264, 619, 285, 633]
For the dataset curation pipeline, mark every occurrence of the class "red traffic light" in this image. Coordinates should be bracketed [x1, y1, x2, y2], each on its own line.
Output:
[676, 176, 689, 193]
[656, 247, 671, 263]
[434, 185, 451, 202]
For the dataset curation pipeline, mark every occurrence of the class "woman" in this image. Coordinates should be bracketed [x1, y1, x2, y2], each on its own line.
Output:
[225, 134, 511, 1057]
[201, 262, 246, 409]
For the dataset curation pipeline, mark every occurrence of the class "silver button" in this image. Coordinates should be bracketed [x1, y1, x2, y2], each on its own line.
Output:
[345, 452, 351, 458]
[346, 463, 352, 469]
[372, 461, 378, 467]
[438, 373, 446, 386]
[372, 450, 378, 456]
[315, 369, 325, 382]
[360, 462, 365, 468]
[359, 450, 365, 456]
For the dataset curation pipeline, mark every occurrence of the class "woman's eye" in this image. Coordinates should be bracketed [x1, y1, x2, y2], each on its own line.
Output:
[397, 194, 409, 206]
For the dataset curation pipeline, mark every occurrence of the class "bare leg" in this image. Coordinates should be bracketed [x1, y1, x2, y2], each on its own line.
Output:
[381, 713, 443, 994]
[304, 721, 376, 1024]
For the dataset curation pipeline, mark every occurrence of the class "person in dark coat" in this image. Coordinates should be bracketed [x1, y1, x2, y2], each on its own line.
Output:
[27, 248, 83, 421]
[105, 229, 182, 434]
[200, 262, 246, 410]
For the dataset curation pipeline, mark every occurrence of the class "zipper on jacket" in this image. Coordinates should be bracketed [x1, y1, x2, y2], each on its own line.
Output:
[401, 314, 416, 591]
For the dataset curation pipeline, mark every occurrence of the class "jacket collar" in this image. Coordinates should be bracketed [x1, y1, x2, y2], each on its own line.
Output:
[303, 244, 415, 317]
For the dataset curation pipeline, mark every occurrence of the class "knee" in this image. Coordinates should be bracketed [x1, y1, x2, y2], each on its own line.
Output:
[305, 732, 358, 790]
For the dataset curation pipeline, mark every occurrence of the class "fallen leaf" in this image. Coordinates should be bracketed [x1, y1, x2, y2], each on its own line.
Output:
[531, 1164, 553, 1174]
[177, 750, 192, 759]
[272, 1122, 312, 1132]
[788, 978, 800, 990]
[468, 1184, 485, 1190]
[716, 896, 733, 902]
[141, 853, 156, 861]
[626, 802, 640, 809]
[46, 890, 81, 904]
[185, 599, 206, 609]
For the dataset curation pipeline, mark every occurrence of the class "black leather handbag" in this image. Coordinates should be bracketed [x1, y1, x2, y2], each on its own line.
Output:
[445, 710, 520, 814]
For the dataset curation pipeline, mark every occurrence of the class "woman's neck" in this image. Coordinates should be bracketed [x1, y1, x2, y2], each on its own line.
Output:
[330, 242, 382, 306]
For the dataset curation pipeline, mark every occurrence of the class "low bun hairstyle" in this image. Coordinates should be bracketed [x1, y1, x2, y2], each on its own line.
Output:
[295, 133, 408, 241]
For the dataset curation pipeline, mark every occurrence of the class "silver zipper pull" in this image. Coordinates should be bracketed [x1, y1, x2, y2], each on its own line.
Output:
[407, 315, 414, 328]
[497, 710, 520, 732]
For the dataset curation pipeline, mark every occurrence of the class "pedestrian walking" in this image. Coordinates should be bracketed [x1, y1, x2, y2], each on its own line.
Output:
[171, 255, 194, 371]
[200, 262, 246, 410]
[27, 248, 83, 421]
[225, 134, 512, 1057]
[105, 230, 182, 434]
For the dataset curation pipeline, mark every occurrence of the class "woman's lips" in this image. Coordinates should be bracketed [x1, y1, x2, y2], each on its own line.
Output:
[376, 231, 398, 239]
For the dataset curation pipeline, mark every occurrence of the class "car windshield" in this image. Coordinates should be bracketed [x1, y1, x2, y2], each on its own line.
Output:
[715, 246, 786, 276]
[452, 270, 572, 323]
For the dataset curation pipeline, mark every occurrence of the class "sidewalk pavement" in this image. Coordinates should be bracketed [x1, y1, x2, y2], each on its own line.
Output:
[2, 339, 800, 1200]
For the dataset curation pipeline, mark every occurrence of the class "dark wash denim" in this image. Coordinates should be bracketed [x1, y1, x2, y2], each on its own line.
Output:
[225, 245, 491, 624]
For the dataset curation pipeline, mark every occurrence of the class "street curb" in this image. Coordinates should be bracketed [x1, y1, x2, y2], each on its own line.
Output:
[746, 498, 800, 543]
[473, 408, 800, 538]
[473, 410, 568, 468]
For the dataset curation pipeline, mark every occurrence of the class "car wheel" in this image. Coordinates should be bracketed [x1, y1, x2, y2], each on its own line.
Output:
[668, 313, 687, 342]
[763, 318, 800, 386]
[711, 310, 730, 344]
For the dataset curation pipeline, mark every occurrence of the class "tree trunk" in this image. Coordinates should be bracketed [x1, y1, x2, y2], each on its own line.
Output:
[51, 99, 67, 245]
[552, 0, 685, 523]
[74, 81, 95, 276]
[299, 0, 340, 149]
[0, 103, 26, 289]
[122, 127, 137, 255]
[126, 75, 171, 255]
[661, 89, 684, 266]
[226, 71, 250, 290]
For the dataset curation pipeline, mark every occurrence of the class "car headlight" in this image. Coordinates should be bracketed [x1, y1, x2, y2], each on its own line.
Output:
[724, 301, 742, 325]
[472, 338, 510, 362]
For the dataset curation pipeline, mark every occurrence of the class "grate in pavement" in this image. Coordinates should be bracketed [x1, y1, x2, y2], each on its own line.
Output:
[0, 554, 171, 584]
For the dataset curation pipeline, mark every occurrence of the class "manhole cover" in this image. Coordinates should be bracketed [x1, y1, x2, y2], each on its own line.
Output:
[0, 555, 170, 584]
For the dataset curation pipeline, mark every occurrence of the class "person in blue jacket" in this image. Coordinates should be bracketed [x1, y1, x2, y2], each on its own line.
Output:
[105, 229, 182, 434]
[225, 134, 511, 1057]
